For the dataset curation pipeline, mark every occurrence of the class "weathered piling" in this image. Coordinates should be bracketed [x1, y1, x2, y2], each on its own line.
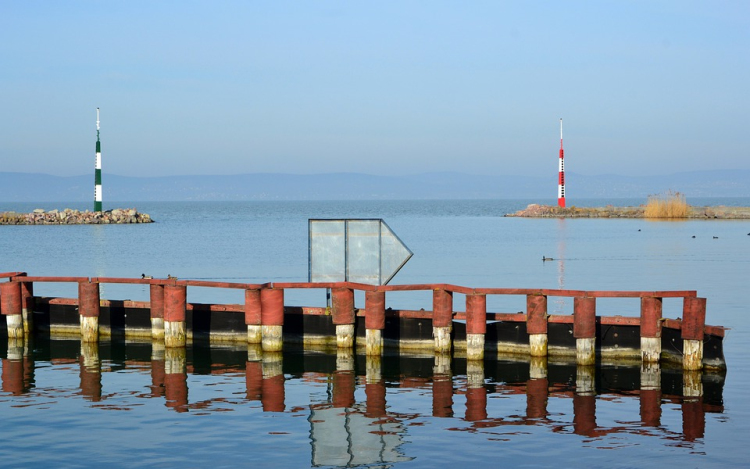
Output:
[332, 352, 355, 408]
[78, 280, 100, 343]
[20, 280, 34, 334]
[465, 293, 486, 360]
[149, 284, 165, 339]
[465, 359, 486, 421]
[1, 281, 24, 339]
[640, 360, 662, 427]
[432, 289, 453, 354]
[574, 297, 596, 365]
[364, 290, 385, 355]
[261, 352, 284, 412]
[164, 347, 188, 411]
[2, 273, 726, 371]
[79, 342, 101, 401]
[640, 296, 662, 362]
[527, 293, 548, 357]
[245, 289, 262, 344]
[526, 358, 549, 419]
[365, 356, 386, 418]
[163, 285, 187, 347]
[261, 288, 284, 352]
[682, 297, 706, 371]
[331, 287, 355, 348]
[432, 356, 453, 418]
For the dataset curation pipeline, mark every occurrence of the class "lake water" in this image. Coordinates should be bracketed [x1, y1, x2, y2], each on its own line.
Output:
[1, 198, 749, 468]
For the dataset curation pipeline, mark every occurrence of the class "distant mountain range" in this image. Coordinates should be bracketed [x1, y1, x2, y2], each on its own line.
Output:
[1, 170, 748, 202]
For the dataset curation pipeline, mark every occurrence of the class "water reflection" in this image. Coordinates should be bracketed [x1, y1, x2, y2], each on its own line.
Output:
[1, 336, 726, 464]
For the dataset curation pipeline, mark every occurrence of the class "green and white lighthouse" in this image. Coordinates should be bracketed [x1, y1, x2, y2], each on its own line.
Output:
[94, 107, 102, 212]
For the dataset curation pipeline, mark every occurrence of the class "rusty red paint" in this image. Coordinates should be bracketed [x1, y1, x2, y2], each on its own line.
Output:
[150, 284, 165, 320]
[526, 378, 549, 419]
[79, 359, 102, 402]
[432, 289, 453, 328]
[6, 273, 727, 343]
[365, 381, 387, 418]
[682, 297, 707, 341]
[1, 358, 23, 395]
[0, 281, 22, 316]
[465, 386, 488, 422]
[465, 294, 487, 335]
[331, 287, 355, 325]
[261, 374, 285, 412]
[365, 290, 386, 330]
[19, 281, 33, 312]
[682, 400, 705, 441]
[244, 289, 262, 325]
[573, 297, 596, 338]
[0, 272, 27, 279]
[150, 359, 166, 398]
[260, 288, 284, 326]
[432, 376, 454, 418]
[245, 361, 262, 401]
[78, 281, 100, 318]
[526, 294, 548, 335]
[640, 389, 662, 427]
[163, 285, 187, 322]
[164, 371, 188, 412]
[332, 371, 356, 408]
[573, 395, 597, 436]
[600, 316, 640, 326]
[640, 297, 662, 338]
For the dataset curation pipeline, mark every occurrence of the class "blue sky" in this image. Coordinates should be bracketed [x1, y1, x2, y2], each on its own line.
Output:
[1, 1, 748, 178]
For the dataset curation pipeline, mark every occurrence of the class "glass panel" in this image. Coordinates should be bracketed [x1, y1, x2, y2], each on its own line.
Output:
[347, 219, 381, 284]
[309, 220, 345, 282]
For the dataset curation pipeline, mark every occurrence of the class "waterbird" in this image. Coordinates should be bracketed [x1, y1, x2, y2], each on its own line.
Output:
[542, 256, 554, 261]
[141, 273, 153, 279]
[713, 236, 719, 239]
[167, 274, 177, 280]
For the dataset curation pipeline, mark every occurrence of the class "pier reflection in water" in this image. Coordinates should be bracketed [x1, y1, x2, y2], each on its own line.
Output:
[1, 336, 725, 466]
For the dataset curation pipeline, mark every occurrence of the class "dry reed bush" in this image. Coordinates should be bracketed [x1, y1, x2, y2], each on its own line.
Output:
[644, 190, 689, 218]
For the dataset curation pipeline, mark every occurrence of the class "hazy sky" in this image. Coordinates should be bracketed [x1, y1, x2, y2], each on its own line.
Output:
[1, 1, 748, 178]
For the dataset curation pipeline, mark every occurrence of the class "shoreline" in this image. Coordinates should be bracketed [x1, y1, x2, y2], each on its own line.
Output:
[506, 204, 750, 219]
[0, 208, 154, 225]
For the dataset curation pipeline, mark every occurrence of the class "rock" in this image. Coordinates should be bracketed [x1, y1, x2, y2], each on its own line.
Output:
[0, 208, 155, 225]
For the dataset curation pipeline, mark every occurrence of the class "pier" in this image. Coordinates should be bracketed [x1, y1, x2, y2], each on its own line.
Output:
[0, 271, 726, 371]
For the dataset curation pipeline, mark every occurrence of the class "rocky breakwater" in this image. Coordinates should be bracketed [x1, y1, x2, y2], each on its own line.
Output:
[0, 208, 154, 225]
[506, 204, 750, 219]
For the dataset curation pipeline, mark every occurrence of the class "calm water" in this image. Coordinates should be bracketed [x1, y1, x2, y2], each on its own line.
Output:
[1, 198, 749, 468]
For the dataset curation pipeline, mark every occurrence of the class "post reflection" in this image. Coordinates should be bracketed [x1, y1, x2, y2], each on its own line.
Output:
[79, 341, 101, 401]
[1, 338, 33, 395]
[0, 339, 726, 459]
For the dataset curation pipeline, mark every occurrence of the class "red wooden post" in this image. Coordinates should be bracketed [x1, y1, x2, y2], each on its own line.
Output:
[466, 293, 486, 360]
[1, 281, 23, 338]
[260, 288, 284, 351]
[574, 297, 596, 365]
[365, 290, 385, 355]
[526, 294, 548, 356]
[150, 283, 165, 339]
[79, 281, 100, 343]
[433, 289, 453, 353]
[640, 296, 662, 363]
[682, 297, 706, 370]
[163, 285, 187, 347]
[245, 288, 262, 343]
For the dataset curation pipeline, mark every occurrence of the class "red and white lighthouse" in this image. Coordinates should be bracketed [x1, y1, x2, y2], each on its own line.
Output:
[557, 118, 566, 208]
